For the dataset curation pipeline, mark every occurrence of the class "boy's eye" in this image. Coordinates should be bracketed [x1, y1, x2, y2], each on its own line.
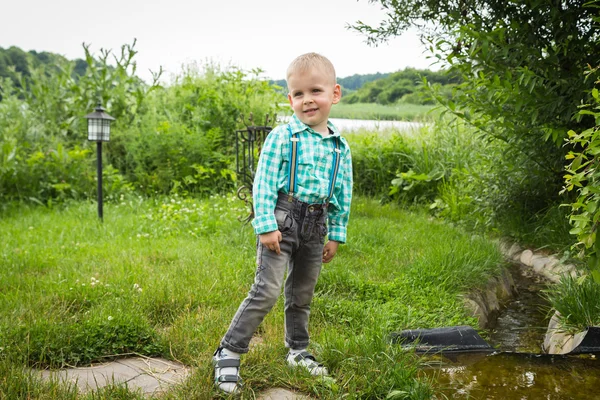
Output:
[312, 89, 321, 93]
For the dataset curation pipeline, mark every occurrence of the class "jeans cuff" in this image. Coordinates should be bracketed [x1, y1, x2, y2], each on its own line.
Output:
[285, 338, 309, 350]
[220, 339, 249, 354]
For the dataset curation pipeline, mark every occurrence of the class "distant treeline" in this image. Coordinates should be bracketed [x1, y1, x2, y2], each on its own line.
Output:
[343, 68, 462, 105]
[271, 68, 461, 105]
[271, 72, 391, 93]
[0, 46, 87, 90]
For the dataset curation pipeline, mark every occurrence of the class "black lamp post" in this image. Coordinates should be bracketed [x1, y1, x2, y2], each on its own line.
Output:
[85, 103, 115, 222]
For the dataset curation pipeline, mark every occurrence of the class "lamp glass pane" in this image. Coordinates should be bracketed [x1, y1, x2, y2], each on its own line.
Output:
[88, 118, 111, 141]
[88, 119, 102, 141]
[102, 120, 111, 141]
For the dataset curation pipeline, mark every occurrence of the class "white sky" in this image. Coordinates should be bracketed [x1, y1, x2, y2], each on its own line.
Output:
[0, 0, 434, 83]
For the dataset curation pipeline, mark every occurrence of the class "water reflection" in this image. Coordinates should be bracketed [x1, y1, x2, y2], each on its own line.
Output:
[423, 352, 600, 399]
[419, 264, 600, 399]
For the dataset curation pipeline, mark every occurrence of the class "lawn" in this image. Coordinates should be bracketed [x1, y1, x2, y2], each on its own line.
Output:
[0, 195, 504, 399]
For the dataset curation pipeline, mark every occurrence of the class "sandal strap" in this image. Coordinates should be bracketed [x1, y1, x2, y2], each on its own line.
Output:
[213, 358, 240, 368]
[216, 374, 242, 383]
[293, 351, 323, 366]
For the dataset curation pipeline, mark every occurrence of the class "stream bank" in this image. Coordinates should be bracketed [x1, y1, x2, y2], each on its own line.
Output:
[421, 242, 600, 399]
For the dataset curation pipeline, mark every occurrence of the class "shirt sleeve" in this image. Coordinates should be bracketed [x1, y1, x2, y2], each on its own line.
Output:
[251, 127, 284, 235]
[327, 144, 353, 243]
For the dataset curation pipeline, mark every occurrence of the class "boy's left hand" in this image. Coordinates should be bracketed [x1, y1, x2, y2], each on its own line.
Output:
[322, 240, 339, 263]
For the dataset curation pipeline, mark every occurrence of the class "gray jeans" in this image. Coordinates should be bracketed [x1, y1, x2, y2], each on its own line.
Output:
[220, 193, 328, 353]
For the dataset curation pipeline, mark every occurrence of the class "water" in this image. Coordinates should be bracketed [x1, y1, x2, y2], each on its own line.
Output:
[486, 264, 551, 353]
[277, 116, 424, 133]
[424, 352, 600, 399]
[421, 264, 600, 399]
[328, 118, 423, 133]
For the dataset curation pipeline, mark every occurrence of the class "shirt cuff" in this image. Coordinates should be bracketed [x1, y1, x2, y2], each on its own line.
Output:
[252, 214, 278, 235]
[328, 225, 346, 244]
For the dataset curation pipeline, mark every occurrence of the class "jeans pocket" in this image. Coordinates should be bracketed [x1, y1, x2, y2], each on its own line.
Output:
[275, 208, 295, 234]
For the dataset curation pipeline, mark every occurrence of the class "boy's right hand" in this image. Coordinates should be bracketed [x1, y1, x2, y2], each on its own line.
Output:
[259, 230, 283, 255]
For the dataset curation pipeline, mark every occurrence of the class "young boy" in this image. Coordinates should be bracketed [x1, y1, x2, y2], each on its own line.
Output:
[213, 52, 353, 394]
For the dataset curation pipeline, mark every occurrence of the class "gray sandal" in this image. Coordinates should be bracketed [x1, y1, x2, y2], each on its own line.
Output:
[213, 348, 243, 393]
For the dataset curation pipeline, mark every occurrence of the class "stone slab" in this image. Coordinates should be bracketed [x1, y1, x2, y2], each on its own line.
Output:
[257, 388, 313, 400]
[39, 357, 189, 396]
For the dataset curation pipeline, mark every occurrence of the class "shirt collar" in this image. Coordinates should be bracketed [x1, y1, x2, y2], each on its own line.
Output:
[289, 114, 340, 137]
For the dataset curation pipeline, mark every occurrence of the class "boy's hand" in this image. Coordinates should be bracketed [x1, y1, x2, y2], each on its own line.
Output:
[322, 240, 339, 263]
[259, 230, 283, 255]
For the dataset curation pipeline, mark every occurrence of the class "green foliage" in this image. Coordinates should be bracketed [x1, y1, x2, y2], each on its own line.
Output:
[348, 132, 413, 200]
[343, 67, 460, 105]
[349, 120, 572, 249]
[0, 41, 160, 204]
[543, 274, 600, 332]
[0, 43, 280, 204]
[354, 0, 600, 214]
[0, 46, 81, 97]
[562, 66, 600, 283]
[110, 64, 279, 196]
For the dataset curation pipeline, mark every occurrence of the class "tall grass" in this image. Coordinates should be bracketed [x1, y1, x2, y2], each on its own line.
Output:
[543, 274, 600, 332]
[0, 195, 503, 398]
[348, 120, 574, 252]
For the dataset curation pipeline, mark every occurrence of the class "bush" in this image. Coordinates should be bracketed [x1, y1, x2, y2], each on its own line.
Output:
[0, 44, 281, 203]
[348, 132, 413, 200]
[349, 118, 572, 248]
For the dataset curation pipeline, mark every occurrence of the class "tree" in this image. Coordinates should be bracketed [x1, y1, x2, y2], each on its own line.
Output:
[352, 0, 600, 211]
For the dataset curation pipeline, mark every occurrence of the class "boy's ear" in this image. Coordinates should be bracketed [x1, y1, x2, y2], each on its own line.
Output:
[332, 84, 342, 104]
[287, 93, 293, 106]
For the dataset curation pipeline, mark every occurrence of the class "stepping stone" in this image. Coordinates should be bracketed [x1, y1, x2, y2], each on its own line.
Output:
[39, 357, 189, 396]
[258, 388, 313, 400]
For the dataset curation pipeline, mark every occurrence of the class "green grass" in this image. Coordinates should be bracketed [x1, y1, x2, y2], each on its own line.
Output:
[0, 195, 504, 398]
[543, 274, 600, 333]
[330, 103, 437, 121]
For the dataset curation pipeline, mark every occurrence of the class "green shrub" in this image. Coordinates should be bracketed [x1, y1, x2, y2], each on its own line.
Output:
[347, 132, 413, 200]
[0, 43, 281, 203]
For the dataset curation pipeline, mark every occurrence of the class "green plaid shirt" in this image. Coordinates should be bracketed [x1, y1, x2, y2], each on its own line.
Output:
[251, 114, 353, 243]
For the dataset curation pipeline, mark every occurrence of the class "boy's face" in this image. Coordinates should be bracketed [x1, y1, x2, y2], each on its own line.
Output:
[287, 66, 341, 134]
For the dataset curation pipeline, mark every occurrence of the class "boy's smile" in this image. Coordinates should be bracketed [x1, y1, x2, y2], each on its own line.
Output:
[287, 67, 341, 134]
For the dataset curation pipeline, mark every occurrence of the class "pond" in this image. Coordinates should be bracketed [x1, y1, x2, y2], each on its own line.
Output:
[277, 116, 424, 133]
[421, 264, 600, 399]
[328, 118, 424, 133]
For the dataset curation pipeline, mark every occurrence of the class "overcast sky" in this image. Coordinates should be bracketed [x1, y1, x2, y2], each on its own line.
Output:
[1, 0, 434, 83]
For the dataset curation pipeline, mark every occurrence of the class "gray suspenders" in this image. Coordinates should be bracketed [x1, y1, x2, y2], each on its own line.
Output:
[286, 124, 342, 204]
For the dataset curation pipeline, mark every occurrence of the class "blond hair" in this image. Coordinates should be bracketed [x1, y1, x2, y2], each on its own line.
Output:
[286, 52, 337, 84]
